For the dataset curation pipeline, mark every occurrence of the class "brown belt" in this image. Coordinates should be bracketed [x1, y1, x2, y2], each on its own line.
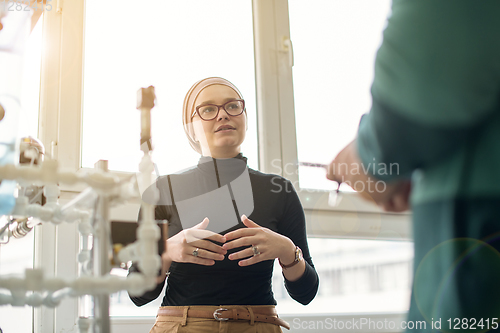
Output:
[157, 306, 291, 330]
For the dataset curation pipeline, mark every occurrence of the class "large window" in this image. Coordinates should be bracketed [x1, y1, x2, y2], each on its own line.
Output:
[274, 238, 412, 315]
[290, 0, 392, 191]
[82, 0, 258, 174]
[37, 0, 413, 331]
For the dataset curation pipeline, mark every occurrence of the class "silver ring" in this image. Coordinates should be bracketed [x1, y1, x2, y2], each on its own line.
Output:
[252, 245, 260, 257]
[192, 248, 199, 257]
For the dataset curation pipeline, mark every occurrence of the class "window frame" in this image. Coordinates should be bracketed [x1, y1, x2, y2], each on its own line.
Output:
[34, 0, 412, 332]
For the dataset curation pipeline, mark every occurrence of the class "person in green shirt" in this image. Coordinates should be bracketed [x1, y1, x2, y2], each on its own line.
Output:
[327, 0, 500, 331]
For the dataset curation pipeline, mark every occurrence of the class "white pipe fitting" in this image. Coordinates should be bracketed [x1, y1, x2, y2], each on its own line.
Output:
[25, 203, 55, 223]
[11, 288, 26, 307]
[0, 115, 163, 317]
[25, 268, 44, 291]
[11, 195, 28, 216]
[78, 250, 91, 264]
[41, 160, 58, 183]
[0, 293, 14, 305]
[78, 317, 91, 333]
[25, 292, 43, 307]
[0, 276, 25, 292]
[43, 183, 60, 203]
[43, 277, 68, 292]
[0, 160, 124, 191]
[117, 243, 139, 263]
[126, 272, 150, 297]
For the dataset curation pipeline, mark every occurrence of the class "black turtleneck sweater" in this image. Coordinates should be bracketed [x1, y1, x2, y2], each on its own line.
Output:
[129, 154, 319, 306]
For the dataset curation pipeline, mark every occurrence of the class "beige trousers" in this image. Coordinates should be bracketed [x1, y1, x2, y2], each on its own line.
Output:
[149, 306, 284, 333]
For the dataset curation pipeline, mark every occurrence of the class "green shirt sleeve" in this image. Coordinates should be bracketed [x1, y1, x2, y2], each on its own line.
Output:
[357, 0, 500, 181]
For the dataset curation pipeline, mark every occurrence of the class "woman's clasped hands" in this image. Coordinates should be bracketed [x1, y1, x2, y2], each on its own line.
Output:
[162, 215, 296, 269]
[163, 218, 227, 267]
[224, 215, 296, 267]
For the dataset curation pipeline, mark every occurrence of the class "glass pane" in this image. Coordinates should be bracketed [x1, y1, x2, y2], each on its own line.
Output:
[0, 232, 35, 333]
[0, 13, 41, 332]
[0, 6, 34, 216]
[83, 0, 256, 316]
[82, 0, 258, 175]
[273, 238, 413, 314]
[20, 13, 42, 139]
[108, 268, 165, 316]
[290, 0, 392, 191]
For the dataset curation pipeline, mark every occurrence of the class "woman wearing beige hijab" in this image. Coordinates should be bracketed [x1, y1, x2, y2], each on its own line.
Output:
[129, 77, 318, 332]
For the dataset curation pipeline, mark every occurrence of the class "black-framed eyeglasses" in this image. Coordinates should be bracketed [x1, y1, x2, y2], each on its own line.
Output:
[192, 99, 245, 121]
